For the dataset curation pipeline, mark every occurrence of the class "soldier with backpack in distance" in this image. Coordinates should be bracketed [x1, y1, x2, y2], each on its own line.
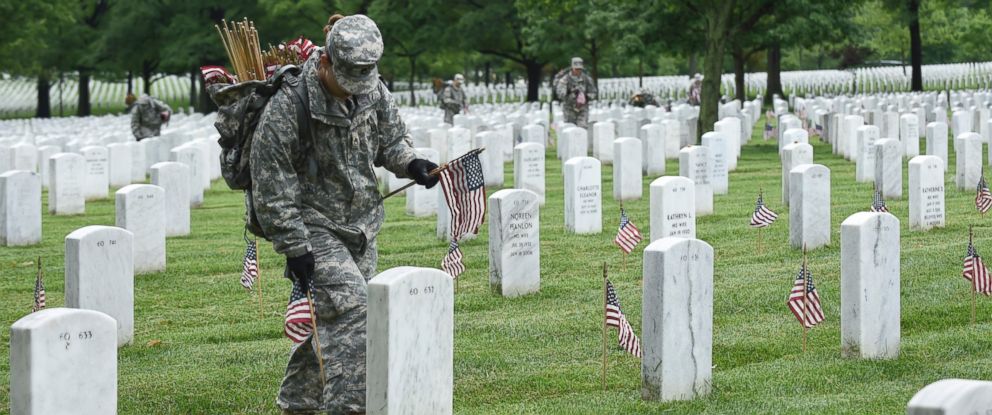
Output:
[250, 14, 438, 414]
[130, 94, 172, 141]
[440, 73, 467, 124]
[555, 57, 597, 129]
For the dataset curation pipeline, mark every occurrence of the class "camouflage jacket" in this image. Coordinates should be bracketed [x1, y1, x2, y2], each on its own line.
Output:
[250, 53, 417, 258]
[629, 93, 660, 108]
[555, 72, 597, 109]
[131, 95, 171, 140]
[440, 84, 466, 113]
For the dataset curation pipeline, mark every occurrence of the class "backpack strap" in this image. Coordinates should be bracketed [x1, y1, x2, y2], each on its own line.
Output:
[287, 77, 314, 161]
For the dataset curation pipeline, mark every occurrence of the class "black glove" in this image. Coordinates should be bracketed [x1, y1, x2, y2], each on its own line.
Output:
[407, 159, 440, 189]
[286, 252, 315, 289]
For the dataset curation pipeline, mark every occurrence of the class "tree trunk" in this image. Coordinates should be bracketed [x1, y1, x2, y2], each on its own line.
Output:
[524, 60, 542, 102]
[908, 0, 923, 91]
[142, 60, 154, 96]
[505, 71, 511, 87]
[189, 68, 198, 111]
[590, 38, 599, 88]
[36, 72, 51, 118]
[688, 52, 698, 75]
[699, 4, 733, 138]
[765, 42, 783, 106]
[639, 58, 643, 88]
[733, 48, 746, 102]
[485, 62, 491, 87]
[77, 69, 92, 116]
[409, 55, 417, 106]
[127, 71, 133, 95]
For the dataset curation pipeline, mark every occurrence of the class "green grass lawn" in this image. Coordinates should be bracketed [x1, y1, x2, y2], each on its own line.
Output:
[2, 121, 991, 414]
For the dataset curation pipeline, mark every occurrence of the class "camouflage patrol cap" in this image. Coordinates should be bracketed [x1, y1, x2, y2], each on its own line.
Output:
[327, 15, 383, 95]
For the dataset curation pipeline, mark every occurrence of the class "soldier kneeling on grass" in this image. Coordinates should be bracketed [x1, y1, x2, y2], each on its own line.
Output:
[249, 13, 439, 415]
[130, 94, 172, 141]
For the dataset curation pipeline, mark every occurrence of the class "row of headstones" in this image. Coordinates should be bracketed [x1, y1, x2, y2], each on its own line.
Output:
[22, 210, 988, 412]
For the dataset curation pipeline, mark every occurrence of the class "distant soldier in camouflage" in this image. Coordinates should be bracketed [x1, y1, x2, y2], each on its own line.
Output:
[555, 57, 597, 128]
[688, 73, 703, 106]
[629, 88, 660, 108]
[250, 14, 439, 414]
[130, 94, 172, 140]
[440, 73, 467, 124]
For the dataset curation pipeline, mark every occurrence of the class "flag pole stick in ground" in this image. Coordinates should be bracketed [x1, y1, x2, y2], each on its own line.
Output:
[257, 238, 263, 318]
[802, 244, 808, 353]
[602, 262, 608, 391]
[619, 203, 627, 273]
[383, 148, 486, 199]
[306, 290, 328, 388]
[972, 226, 977, 325]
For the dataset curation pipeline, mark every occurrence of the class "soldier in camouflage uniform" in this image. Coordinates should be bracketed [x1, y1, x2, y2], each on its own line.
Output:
[440, 73, 467, 124]
[250, 14, 439, 415]
[688, 73, 703, 106]
[130, 94, 172, 140]
[629, 88, 660, 108]
[555, 57, 597, 129]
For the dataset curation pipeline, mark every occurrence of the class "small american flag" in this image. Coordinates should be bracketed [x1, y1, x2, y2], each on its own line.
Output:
[442, 240, 464, 278]
[964, 239, 992, 296]
[815, 123, 823, 135]
[763, 122, 774, 140]
[200, 65, 236, 85]
[605, 279, 642, 358]
[787, 263, 824, 329]
[439, 151, 487, 240]
[285, 281, 314, 343]
[241, 239, 258, 291]
[33, 258, 45, 312]
[287, 36, 317, 61]
[750, 192, 778, 228]
[614, 208, 643, 254]
[869, 189, 889, 213]
[977, 175, 992, 214]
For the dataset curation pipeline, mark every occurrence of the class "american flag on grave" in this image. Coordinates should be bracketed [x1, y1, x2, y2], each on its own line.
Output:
[439, 152, 487, 240]
[787, 263, 824, 329]
[763, 122, 774, 139]
[614, 208, 643, 254]
[33, 260, 46, 312]
[605, 279, 642, 358]
[442, 240, 465, 278]
[963, 239, 992, 296]
[285, 281, 314, 343]
[241, 239, 259, 290]
[750, 192, 778, 228]
[869, 189, 889, 213]
[977, 175, 992, 214]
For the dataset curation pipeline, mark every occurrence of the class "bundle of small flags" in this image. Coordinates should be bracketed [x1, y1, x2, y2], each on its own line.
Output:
[200, 65, 237, 86]
[241, 238, 259, 291]
[964, 238, 992, 296]
[605, 279, 642, 357]
[977, 175, 992, 214]
[787, 262, 824, 329]
[438, 149, 487, 278]
[284, 279, 314, 343]
[869, 189, 889, 213]
[749, 192, 778, 228]
[613, 208, 643, 254]
[33, 257, 45, 312]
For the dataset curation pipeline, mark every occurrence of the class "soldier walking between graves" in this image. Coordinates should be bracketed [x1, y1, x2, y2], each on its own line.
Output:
[688, 73, 703, 106]
[130, 94, 172, 140]
[629, 88, 660, 108]
[556, 57, 597, 129]
[250, 14, 439, 414]
[440, 73, 467, 124]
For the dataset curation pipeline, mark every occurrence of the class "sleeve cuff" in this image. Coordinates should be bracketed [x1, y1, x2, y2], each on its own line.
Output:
[283, 243, 312, 259]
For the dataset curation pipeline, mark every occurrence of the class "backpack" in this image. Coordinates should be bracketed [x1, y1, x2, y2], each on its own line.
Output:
[207, 64, 312, 238]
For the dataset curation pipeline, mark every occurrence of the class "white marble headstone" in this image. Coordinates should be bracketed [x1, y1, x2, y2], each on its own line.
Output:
[0, 170, 42, 246]
[65, 225, 134, 347]
[49, 153, 86, 215]
[856, 125, 879, 183]
[367, 267, 453, 415]
[649, 176, 695, 241]
[841, 212, 900, 360]
[80, 146, 109, 201]
[488, 189, 540, 297]
[789, 164, 830, 249]
[513, 143, 545, 205]
[900, 113, 920, 157]
[701, 132, 728, 195]
[906, 379, 992, 415]
[679, 146, 712, 216]
[908, 155, 945, 231]
[641, 237, 713, 402]
[613, 137, 643, 201]
[781, 142, 813, 207]
[115, 184, 166, 274]
[170, 144, 204, 208]
[641, 124, 665, 176]
[10, 308, 117, 414]
[873, 138, 902, 199]
[592, 121, 615, 163]
[925, 121, 948, 170]
[564, 156, 602, 234]
[150, 162, 191, 237]
[955, 132, 982, 190]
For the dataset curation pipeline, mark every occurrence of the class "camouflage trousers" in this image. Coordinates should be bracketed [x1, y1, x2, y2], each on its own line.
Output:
[277, 229, 377, 414]
[444, 109, 458, 125]
[563, 105, 589, 129]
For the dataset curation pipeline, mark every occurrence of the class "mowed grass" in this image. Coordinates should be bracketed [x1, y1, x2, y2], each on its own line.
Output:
[2, 120, 992, 414]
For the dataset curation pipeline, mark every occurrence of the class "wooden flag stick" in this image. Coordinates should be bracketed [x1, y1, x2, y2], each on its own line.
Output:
[256, 238, 263, 319]
[802, 244, 809, 353]
[602, 262, 608, 391]
[383, 148, 485, 200]
[306, 291, 328, 389]
[971, 226, 977, 325]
